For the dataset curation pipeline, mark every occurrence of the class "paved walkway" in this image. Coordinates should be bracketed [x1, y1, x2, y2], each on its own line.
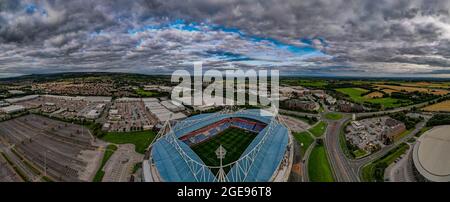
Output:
[102, 144, 143, 182]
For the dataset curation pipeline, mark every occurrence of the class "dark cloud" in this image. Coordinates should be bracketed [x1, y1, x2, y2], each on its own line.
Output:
[1, 0, 450, 77]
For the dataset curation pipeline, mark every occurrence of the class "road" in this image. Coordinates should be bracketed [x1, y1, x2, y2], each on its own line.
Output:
[323, 117, 359, 182]
[279, 109, 320, 118]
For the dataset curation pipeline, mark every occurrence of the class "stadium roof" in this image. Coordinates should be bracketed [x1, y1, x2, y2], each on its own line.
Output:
[227, 122, 288, 182]
[150, 109, 288, 182]
[413, 125, 450, 182]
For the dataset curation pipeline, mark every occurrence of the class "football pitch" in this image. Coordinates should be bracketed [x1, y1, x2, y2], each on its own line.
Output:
[191, 127, 257, 171]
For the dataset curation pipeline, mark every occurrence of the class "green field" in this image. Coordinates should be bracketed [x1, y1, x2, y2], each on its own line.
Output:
[336, 88, 403, 108]
[361, 143, 410, 182]
[282, 79, 327, 88]
[309, 121, 327, 137]
[102, 130, 157, 154]
[325, 112, 343, 120]
[135, 88, 163, 97]
[93, 144, 118, 182]
[191, 128, 257, 171]
[293, 132, 314, 156]
[308, 144, 335, 182]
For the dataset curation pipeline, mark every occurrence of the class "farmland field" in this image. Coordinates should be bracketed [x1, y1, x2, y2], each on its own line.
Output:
[423, 100, 450, 112]
[282, 79, 327, 88]
[376, 84, 449, 95]
[397, 82, 450, 89]
[336, 88, 404, 108]
[381, 88, 399, 94]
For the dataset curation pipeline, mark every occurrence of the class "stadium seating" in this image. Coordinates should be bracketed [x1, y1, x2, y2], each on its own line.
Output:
[180, 117, 269, 146]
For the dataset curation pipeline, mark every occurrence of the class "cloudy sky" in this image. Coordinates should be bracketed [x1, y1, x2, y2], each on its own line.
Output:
[1, 0, 450, 78]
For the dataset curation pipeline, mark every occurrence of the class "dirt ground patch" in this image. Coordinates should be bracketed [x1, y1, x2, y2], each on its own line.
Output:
[381, 88, 399, 94]
[365, 91, 384, 98]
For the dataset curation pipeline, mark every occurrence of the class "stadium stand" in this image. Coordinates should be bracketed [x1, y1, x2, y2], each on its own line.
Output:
[179, 117, 267, 146]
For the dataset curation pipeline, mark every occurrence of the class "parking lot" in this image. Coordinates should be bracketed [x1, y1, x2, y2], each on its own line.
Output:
[0, 153, 22, 182]
[0, 114, 103, 181]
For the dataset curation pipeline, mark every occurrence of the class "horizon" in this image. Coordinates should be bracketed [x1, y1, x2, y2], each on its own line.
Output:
[4, 71, 450, 81]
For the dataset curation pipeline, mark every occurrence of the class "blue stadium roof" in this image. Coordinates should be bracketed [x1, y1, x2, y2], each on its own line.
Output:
[151, 109, 289, 182]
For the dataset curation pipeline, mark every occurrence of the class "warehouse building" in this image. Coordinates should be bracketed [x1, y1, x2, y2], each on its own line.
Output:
[0, 105, 26, 114]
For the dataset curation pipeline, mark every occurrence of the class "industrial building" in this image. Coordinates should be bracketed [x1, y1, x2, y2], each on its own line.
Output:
[0, 105, 26, 114]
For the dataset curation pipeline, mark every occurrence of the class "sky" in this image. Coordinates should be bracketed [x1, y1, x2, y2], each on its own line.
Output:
[1, 0, 450, 78]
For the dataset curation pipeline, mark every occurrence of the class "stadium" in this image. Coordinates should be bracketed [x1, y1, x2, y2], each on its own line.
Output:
[412, 125, 450, 182]
[142, 109, 293, 182]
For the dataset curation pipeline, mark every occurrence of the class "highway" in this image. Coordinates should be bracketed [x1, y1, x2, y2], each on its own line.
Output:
[323, 117, 359, 182]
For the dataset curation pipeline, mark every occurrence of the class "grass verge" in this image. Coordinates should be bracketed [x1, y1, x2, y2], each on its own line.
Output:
[293, 132, 314, 156]
[101, 130, 156, 154]
[93, 144, 118, 182]
[307, 142, 335, 182]
[325, 113, 343, 120]
[360, 143, 410, 182]
[309, 121, 327, 137]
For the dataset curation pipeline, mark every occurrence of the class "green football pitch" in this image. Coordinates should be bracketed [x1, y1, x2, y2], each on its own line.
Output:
[191, 127, 258, 172]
